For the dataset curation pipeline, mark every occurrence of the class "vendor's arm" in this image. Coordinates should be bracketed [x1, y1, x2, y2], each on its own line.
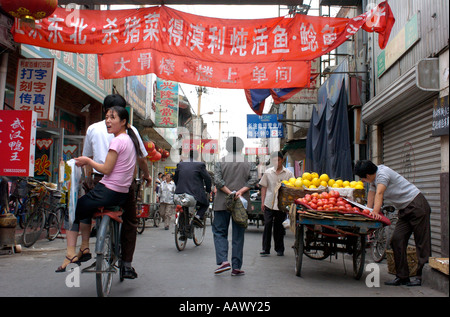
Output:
[371, 184, 386, 220]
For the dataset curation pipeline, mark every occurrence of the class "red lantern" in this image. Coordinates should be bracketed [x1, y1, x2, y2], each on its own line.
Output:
[161, 150, 170, 159]
[149, 151, 161, 162]
[0, 0, 58, 23]
[146, 148, 157, 160]
[144, 141, 155, 154]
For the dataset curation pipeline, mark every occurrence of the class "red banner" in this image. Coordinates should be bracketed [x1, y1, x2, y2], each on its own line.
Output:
[0, 110, 37, 177]
[12, 3, 394, 87]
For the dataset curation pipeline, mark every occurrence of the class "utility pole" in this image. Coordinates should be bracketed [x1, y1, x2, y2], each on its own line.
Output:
[212, 105, 228, 156]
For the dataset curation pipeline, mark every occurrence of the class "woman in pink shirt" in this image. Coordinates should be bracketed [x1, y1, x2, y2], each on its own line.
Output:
[56, 106, 142, 272]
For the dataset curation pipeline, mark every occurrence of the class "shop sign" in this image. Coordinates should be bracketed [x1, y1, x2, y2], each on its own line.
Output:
[0, 110, 37, 177]
[14, 58, 57, 121]
[182, 139, 218, 154]
[245, 147, 269, 156]
[155, 78, 178, 128]
[431, 95, 449, 137]
[247, 114, 284, 139]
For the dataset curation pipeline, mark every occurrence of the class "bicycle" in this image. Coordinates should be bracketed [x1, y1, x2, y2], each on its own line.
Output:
[173, 193, 206, 251]
[8, 177, 39, 228]
[22, 180, 64, 247]
[369, 205, 398, 263]
[82, 206, 123, 297]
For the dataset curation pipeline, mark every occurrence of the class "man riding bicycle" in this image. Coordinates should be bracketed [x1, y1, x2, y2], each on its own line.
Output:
[173, 150, 212, 228]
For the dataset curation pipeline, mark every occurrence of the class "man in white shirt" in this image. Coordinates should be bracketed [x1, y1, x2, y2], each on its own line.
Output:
[259, 151, 293, 256]
[157, 173, 176, 230]
[82, 94, 151, 279]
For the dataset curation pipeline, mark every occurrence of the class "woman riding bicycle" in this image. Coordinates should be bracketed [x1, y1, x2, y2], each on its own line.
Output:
[56, 106, 142, 272]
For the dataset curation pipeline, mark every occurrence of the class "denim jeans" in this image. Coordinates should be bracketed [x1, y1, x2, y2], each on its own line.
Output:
[212, 210, 245, 270]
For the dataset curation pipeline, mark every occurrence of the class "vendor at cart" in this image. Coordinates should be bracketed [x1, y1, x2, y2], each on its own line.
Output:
[354, 160, 431, 287]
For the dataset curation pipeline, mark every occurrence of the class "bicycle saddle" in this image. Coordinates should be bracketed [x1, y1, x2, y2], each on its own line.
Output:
[94, 206, 123, 223]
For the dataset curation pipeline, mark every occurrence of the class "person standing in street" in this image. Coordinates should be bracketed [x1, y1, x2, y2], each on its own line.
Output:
[173, 150, 212, 227]
[158, 173, 176, 230]
[212, 137, 258, 276]
[79, 94, 151, 280]
[259, 151, 293, 257]
[354, 160, 431, 286]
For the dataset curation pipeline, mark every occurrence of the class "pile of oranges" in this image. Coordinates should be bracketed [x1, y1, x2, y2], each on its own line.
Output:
[282, 172, 364, 190]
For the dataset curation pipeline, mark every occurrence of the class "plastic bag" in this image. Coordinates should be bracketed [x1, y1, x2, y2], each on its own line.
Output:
[66, 159, 82, 227]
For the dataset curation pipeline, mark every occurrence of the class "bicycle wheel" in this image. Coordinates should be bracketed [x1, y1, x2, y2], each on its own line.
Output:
[153, 211, 161, 227]
[353, 235, 366, 280]
[370, 227, 387, 262]
[96, 216, 114, 297]
[303, 229, 330, 260]
[174, 212, 187, 251]
[136, 217, 146, 234]
[193, 217, 206, 246]
[22, 208, 45, 247]
[46, 212, 61, 241]
[293, 224, 304, 277]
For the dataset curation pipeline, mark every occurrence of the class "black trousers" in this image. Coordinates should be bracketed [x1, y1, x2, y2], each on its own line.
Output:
[390, 193, 432, 279]
[262, 207, 286, 253]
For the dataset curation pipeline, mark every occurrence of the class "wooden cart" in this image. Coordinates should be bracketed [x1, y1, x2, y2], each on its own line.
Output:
[292, 204, 384, 280]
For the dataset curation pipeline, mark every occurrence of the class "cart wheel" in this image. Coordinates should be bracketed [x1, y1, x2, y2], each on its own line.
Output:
[353, 235, 366, 280]
[293, 224, 304, 277]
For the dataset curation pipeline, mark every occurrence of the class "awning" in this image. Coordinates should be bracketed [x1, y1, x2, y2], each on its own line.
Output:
[362, 66, 437, 125]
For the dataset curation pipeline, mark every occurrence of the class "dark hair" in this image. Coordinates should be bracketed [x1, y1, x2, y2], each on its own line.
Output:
[225, 136, 244, 153]
[107, 106, 143, 158]
[270, 151, 284, 159]
[103, 94, 127, 113]
[354, 160, 378, 178]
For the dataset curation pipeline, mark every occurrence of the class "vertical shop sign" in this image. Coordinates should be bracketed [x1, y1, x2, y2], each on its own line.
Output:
[0, 110, 37, 176]
[14, 58, 57, 121]
[155, 78, 178, 128]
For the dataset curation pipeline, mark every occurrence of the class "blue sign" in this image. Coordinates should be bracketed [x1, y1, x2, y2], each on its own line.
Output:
[247, 114, 284, 138]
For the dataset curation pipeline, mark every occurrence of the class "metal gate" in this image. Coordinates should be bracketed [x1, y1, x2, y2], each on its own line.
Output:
[382, 98, 442, 256]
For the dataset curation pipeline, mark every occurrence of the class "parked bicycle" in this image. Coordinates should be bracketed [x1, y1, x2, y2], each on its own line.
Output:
[22, 180, 65, 247]
[8, 177, 39, 228]
[369, 205, 398, 262]
[81, 206, 124, 297]
[173, 193, 206, 251]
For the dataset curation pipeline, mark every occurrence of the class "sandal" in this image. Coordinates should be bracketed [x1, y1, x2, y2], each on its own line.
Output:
[78, 247, 92, 262]
[55, 255, 80, 273]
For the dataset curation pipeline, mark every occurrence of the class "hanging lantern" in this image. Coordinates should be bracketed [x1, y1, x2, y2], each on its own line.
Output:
[149, 151, 161, 162]
[0, 0, 58, 25]
[144, 141, 155, 154]
[161, 150, 170, 159]
[146, 147, 157, 160]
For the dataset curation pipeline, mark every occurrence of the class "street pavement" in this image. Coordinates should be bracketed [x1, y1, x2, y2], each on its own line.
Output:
[0, 219, 447, 300]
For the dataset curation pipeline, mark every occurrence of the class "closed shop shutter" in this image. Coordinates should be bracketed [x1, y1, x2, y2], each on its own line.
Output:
[382, 98, 442, 256]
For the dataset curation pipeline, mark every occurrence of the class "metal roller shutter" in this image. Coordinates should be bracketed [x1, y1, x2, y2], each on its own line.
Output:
[382, 99, 442, 256]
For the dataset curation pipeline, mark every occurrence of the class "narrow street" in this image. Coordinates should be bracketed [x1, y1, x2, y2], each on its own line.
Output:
[0, 220, 446, 300]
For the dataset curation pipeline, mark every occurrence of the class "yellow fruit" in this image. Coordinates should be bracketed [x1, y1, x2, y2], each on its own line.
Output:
[282, 180, 289, 185]
[294, 179, 303, 188]
[319, 174, 330, 182]
[342, 180, 350, 187]
[289, 177, 296, 184]
[302, 172, 312, 181]
[355, 184, 364, 189]
[335, 179, 343, 187]
[328, 179, 335, 187]
[357, 181, 364, 187]
[311, 178, 321, 187]
[311, 172, 319, 180]
[332, 183, 339, 188]
[302, 179, 311, 188]
[309, 184, 317, 189]
[320, 180, 328, 187]
[344, 185, 351, 188]
[350, 181, 357, 188]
